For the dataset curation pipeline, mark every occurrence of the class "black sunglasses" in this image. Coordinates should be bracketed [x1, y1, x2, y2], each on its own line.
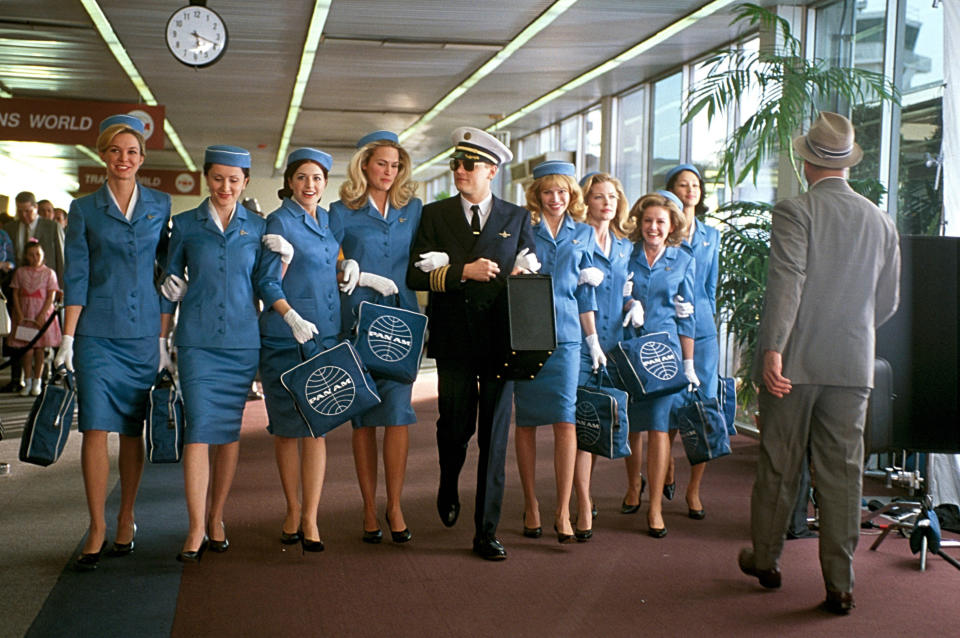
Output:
[450, 158, 485, 172]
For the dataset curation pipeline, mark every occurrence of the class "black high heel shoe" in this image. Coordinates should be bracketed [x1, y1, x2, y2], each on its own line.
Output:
[208, 523, 230, 553]
[362, 525, 383, 544]
[385, 514, 411, 544]
[176, 536, 209, 563]
[280, 528, 302, 544]
[75, 540, 107, 572]
[554, 523, 575, 544]
[107, 523, 137, 557]
[620, 476, 647, 514]
[301, 535, 325, 552]
[522, 513, 542, 539]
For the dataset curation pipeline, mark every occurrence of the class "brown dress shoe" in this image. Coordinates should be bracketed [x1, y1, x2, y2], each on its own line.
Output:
[823, 590, 855, 615]
[738, 548, 782, 589]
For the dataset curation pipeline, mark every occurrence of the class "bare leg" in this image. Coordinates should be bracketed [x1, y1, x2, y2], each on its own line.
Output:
[686, 463, 706, 511]
[574, 449, 594, 530]
[206, 441, 239, 541]
[553, 423, 576, 536]
[300, 437, 326, 541]
[80, 430, 110, 554]
[665, 431, 677, 487]
[21, 352, 34, 381]
[115, 433, 144, 544]
[623, 431, 644, 506]
[383, 425, 410, 531]
[515, 426, 540, 529]
[352, 427, 380, 531]
[274, 436, 302, 534]
[646, 431, 671, 530]
[182, 443, 209, 552]
[31, 349, 44, 382]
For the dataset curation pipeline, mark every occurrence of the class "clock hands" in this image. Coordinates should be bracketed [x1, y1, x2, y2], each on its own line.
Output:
[188, 30, 219, 53]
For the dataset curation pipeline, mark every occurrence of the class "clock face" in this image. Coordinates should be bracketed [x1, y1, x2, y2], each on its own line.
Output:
[166, 5, 228, 68]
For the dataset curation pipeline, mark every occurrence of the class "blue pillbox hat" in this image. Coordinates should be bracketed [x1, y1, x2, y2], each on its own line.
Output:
[656, 189, 684, 210]
[286, 147, 332, 171]
[204, 145, 251, 169]
[532, 160, 576, 180]
[579, 171, 600, 188]
[664, 163, 701, 184]
[99, 114, 145, 134]
[356, 130, 398, 148]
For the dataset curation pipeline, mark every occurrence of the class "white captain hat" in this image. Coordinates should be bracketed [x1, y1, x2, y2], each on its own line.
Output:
[450, 127, 513, 166]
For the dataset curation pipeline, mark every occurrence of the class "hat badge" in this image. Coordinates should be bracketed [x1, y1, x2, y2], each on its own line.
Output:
[464, 132, 472, 140]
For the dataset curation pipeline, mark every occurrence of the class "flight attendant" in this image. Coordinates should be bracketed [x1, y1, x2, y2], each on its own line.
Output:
[330, 131, 423, 544]
[55, 114, 172, 571]
[406, 126, 536, 561]
[625, 191, 699, 538]
[664, 164, 719, 520]
[513, 161, 599, 544]
[571, 172, 638, 537]
[258, 147, 345, 552]
[161, 145, 283, 562]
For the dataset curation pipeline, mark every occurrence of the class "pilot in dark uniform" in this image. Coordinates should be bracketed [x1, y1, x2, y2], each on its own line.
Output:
[406, 126, 537, 560]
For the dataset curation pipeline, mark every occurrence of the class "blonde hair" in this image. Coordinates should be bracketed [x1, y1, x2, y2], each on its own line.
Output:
[525, 173, 585, 225]
[96, 124, 146, 157]
[581, 172, 633, 239]
[627, 193, 688, 246]
[338, 140, 418, 210]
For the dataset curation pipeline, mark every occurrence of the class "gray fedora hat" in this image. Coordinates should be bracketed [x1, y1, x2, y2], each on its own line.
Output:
[792, 111, 863, 169]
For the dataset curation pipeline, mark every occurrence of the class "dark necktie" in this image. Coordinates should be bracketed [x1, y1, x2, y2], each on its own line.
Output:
[470, 204, 481, 236]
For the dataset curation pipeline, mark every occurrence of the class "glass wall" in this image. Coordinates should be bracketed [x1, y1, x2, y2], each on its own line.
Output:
[649, 72, 683, 187]
[689, 59, 730, 210]
[617, 86, 646, 203]
[582, 107, 602, 175]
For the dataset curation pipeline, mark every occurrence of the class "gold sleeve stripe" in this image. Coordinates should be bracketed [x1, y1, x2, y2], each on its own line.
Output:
[430, 265, 450, 292]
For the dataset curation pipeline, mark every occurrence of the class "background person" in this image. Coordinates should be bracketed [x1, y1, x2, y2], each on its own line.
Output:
[56, 114, 172, 571]
[161, 145, 283, 562]
[8, 240, 61, 396]
[331, 131, 422, 544]
[406, 126, 536, 561]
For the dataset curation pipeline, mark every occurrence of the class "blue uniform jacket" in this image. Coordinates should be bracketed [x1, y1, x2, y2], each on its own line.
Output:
[627, 244, 696, 344]
[64, 183, 171, 338]
[580, 229, 632, 352]
[330, 197, 423, 333]
[531, 216, 596, 344]
[162, 199, 282, 348]
[259, 197, 343, 341]
[682, 220, 720, 338]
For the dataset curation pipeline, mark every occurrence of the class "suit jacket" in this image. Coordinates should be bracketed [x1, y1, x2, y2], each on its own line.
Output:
[5, 217, 64, 281]
[756, 177, 901, 388]
[64, 184, 171, 338]
[406, 194, 535, 360]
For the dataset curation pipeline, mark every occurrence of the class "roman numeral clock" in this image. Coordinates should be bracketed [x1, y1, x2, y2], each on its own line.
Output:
[165, 1, 228, 68]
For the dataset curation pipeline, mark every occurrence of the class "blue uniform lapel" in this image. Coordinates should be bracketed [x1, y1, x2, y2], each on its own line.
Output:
[94, 184, 131, 225]
[284, 198, 327, 238]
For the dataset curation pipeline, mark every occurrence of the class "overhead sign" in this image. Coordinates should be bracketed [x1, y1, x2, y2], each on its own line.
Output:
[0, 98, 165, 149]
[77, 166, 200, 196]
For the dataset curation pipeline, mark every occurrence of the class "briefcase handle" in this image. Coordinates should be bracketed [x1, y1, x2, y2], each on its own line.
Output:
[296, 335, 326, 362]
[51, 364, 75, 393]
[590, 365, 617, 390]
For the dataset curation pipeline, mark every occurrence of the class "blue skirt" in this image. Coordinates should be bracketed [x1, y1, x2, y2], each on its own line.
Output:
[693, 333, 720, 400]
[514, 342, 579, 427]
[352, 375, 415, 428]
[179, 346, 258, 444]
[627, 390, 683, 433]
[75, 335, 158, 436]
[260, 335, 339, 438]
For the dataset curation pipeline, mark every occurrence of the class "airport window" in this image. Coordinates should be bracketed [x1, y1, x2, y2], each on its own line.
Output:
[583, 107, 602, 176]
[689, 58, 731, 209]
[617, 86, 647, 203]
[649, 72, 682, 190]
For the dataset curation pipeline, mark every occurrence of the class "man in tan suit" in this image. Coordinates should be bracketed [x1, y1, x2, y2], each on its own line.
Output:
[738, 112, 901, 614]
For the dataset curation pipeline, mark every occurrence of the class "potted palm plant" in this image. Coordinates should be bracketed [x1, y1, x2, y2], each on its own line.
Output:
[684, 3, 899, 409]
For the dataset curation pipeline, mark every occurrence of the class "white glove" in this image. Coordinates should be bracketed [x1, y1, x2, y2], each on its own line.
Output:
[683, 359, 700, 390]
[622, 272, 634, 297]
[161, 274, 187, 302]
[262, 234, 295, 264]
[414, 251, 450, 273]
[578, 267, 604, 287]
[339, 259, 360, 294]
[158, 337, 174, 373]
[622, 301, 645, 328]
[358, 272, 399, 297]
[513, 248, 541, 274]
[55, 334, 74, 372]
[674, 295, 694, 319]
[283, 308, 319, 344]
[585, 333, 607, 372]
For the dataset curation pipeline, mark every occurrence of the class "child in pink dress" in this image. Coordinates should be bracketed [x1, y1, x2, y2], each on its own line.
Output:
[9, 240, 61, 396]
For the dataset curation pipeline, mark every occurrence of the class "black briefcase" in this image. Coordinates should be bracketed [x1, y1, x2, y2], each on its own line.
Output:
[865, 357, 895, 455]
[493, 274, 557, 380]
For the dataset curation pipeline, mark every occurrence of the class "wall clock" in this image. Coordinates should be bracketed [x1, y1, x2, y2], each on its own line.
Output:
[166, 2, 228, 68]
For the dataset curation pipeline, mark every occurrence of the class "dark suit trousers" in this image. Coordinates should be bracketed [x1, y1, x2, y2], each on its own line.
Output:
[435, 357, 513, 540]
[751, 385, 870, 593]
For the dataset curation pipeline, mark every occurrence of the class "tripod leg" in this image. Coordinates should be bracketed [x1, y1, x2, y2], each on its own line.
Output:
[870, 525, 894, 551]
[936, 550, 960, 571]
[920, 536, 927, 572]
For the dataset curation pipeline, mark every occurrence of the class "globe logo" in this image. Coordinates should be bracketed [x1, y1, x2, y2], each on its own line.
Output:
[639, 341, 679, 381]
[304, 366, 355, 416]
[575, 400, 601, 446]
[367, 315, 413, 362]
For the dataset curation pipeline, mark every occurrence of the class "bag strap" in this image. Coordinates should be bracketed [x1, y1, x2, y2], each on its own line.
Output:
[296, 335, 324, 361]
[593, 365, 616, 389]
[53, 364, 75, 392]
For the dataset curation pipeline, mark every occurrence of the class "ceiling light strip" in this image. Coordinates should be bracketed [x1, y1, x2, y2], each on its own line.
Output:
[398, 0, 578, 145]
[75, 144, 105, 166]
[274, 0, 332, 171]
[79, 0, 196, 171]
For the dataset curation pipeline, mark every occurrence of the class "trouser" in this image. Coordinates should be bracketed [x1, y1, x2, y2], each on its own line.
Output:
[751, 384, 870, 593]
[435, 357, 514, 540]
[788, 449, 813, 536]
